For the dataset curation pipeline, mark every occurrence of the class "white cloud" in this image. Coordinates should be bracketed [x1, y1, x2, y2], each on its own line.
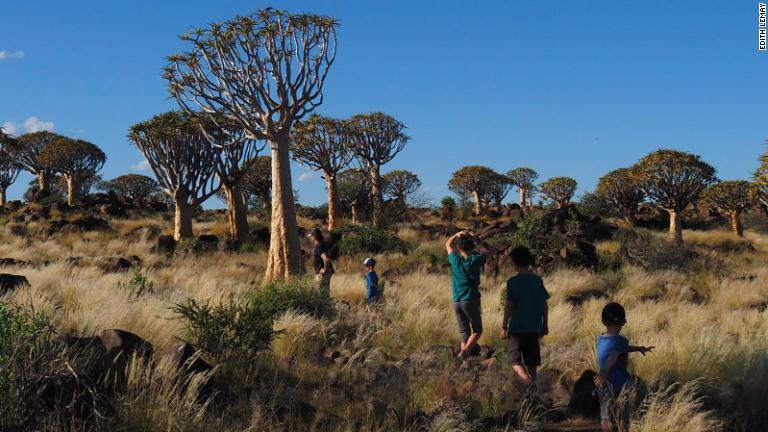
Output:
[131, 160, 151, 171]
[23, 116, 54, 133]
[298, 172, 317, 182]
[0, 50, 24, 60]
[1, 122, 17, 135]
[1, 116, 55, 135]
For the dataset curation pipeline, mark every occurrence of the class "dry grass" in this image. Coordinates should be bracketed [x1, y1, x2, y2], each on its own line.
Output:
[2, 214, 767, 431]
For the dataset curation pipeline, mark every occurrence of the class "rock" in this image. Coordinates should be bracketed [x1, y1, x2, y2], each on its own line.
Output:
[3, 200, 23, 212]
[37, 368, 115, 421]
[274, 399, 317, 424]
[197, 234, 219, 252]
[100, 257, 133, 272]
[0, 258, 32, 267]
[99, 329, 154, 362]
[66, 256, 84, 267]
[250, 227, 270, 246]
[169, 342, 213, 375]
[43, 216, 110, 236]
[565, 289, 608, 307]
[748, 301, 768, 312]
[155, 235, 176, 255]
[99, 203, 126, 217]
[368, 399, 389, 422]
[567, 370, 600, 419]
[0, 273, 30, 294]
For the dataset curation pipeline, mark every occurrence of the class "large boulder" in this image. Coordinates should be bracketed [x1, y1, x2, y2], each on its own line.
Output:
[43, 216, 111, 237]
[567, 370, 600, 419]
[155, 235, 176, 255]
[250, 227, 270, 246]
[197, 234, 219, 252]
[169, 342, 213, 375]
[0, 273, 30, 294]
[99, 257, 133, 273]
[99, 329, 154, 362]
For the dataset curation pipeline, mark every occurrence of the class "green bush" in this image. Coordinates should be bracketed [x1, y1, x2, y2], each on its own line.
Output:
[615, 229, 692, 271]
[335, 224, 408, 255]
[576, 191, 613, 218]
[510, 209, 565, 269]
[0, 302, 53, 427]
[174, 277, 333, 365]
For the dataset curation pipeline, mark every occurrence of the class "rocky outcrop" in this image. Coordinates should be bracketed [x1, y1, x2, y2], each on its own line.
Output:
[0, 273, 30, 294]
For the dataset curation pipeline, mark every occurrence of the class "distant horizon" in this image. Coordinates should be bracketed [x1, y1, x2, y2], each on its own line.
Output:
[2, 1, 767, 208]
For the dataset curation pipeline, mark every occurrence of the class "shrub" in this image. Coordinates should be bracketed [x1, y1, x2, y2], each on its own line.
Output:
[576, 191, 613, 218]
[0, 303, 53, 427]
[742, 210, 768, 233]
[335, 224, 408, 255]
[510, 209, 566, 269]
[615, 229, 693, 271]
[174, 277, 333, 364]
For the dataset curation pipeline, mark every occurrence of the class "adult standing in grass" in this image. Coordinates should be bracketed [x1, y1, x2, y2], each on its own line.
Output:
[445, 230, 495, 359]
[310, 228, 335, 296]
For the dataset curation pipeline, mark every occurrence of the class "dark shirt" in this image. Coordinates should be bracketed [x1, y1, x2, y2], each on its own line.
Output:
[313, 242, 334, 275]
[505, 273, 550, 333]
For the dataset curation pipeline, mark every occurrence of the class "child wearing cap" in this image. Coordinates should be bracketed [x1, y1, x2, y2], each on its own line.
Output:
[594, 302, 654, 432]
[363, 258, 380, 303]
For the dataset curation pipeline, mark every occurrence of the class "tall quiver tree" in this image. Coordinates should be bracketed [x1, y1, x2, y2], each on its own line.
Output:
[383, 170, 421, 209]
[540, 176, 577, 208]
[338, 168, 370, 223]
[596, 168, 645, 226]
[6, 131, 61, 193]
[448, 166, 498, 216]
[199, 116, 263, 246]
[166, 9, 337, 283]
[241, 155, 272, 211]
[292, 115, 354, 230]
[702, 181, 756, 237]
[0, 132, 21, 205]
[348, 113, 409, 227]
[754, 148, 768, 212]
[485, 172, 512, 210]
[633, 149, 717, 243]
[507, 167, 538, 207]
[129, 112, 219, 240]
[38, 137, 105, 205]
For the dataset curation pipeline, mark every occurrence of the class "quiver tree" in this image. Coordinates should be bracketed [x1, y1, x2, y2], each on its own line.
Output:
[702, 181, 756, 237]
[448, 166, 498, 216]
[596, 168, 645, 225]
[633, 149, 717, 243]
[507, 167, 538, 207]
[241, 155, 272, 211]
[338, 168, 371, 223]
[292, 115, 354, 230]
[166, 9, 337, 282]
[99, 174, 162, 207]
[38, 137, 106, 205]
[755, 149, 768, 212]
[484, 172, 512, 210]
[5, 131, 61, 192]
[540, 176, 577, 208]
[199, 116, 263, 245]
[0, 135, 21, 205]
[347, 112, 409, 227]
[383, 170, 421, 209]
[129, 112, 219, 240]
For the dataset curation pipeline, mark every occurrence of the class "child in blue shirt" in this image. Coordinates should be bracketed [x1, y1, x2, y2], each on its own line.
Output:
[594, 302, 654, 432]
[363, 258, 380, 303]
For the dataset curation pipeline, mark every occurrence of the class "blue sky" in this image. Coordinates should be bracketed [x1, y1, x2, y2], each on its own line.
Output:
[1, 1, 767, 206]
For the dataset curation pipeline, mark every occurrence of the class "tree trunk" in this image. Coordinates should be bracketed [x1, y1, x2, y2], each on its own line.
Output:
[223, 182, 250, 245]
[668, 209, 683, 244]
[471, 190, 483, 216]
[351, 201, 359, 224]
[519, 188, 526, 207]
[369, 164, 383, 227]
[326, 174, 340, 231]
[264, 135, 304, 284]
[0, 187, 6, 206]
[624, 207, 637, 227]
[66, 176, 81, 206]
[36, 172, 51, 191]
[730, 210, 743, 237]
[174, 191, 194, 241]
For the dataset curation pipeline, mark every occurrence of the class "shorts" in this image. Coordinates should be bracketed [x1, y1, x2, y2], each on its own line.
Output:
[453, 300, 483, 342]
[598, 384, 632, 429]
[506, 333, 541, 366]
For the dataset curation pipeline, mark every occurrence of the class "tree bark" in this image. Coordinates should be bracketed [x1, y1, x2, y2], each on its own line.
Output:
[668, 209, 683, 244]
[624, 207, 637, 227]
[36, 173, 51, 192]
[66, 176, 81, 206]
[174, 190, 194, 241]
[326, 174, 339, 231]
[369, 164, 383, 227]
[730, 210, 743, 237]
[519, 188, 526, 207]
[350, 201, 359, 224]
[471, 190, 483, 216]
[223, 182, 250, 245]
[264, 135, 305, 284]
[0, 187, 6, 206]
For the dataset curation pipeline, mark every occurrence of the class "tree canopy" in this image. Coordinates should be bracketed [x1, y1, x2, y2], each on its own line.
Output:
[383, 170, 421, 207]
[507, 167, 538, 205]
[448, 166, 499, 215]
[539, 176, 577, 208]
[5, 131, 62, 190]
[702, 180, 756, 236]
[99, 174, 162, 207]
[596, 168, 645, 224]
[38, 137, 106, 204]
[241, 155, 272, 210]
